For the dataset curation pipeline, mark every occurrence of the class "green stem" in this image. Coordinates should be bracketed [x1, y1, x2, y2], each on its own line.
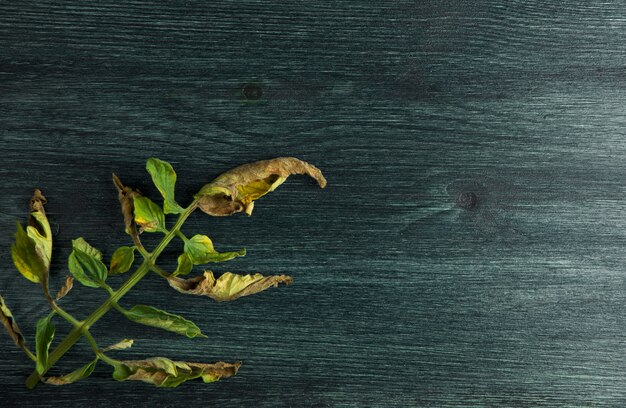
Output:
[48, 299, 118, 367]
[174, 230, 189, 242]
[101, 284, 129, 315]
[134, 245, 151, 260]
[23, 346, 36, 362]
[25, 200, 198, 388]
[81, 329, 118, 366]
[49, 302, 82, 328]
[149, 264, 171, 279]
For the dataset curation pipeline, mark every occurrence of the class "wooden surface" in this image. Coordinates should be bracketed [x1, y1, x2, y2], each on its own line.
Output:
[2, 1, 626, 406]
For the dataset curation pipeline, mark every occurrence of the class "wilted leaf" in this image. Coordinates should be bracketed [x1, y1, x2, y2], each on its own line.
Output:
[133, 196, 165, 233]
[35, 314, 55, 374]
[102, 338, 134, 352]
[183, 234, 245, 265]
[0, 294, 29, 354]
[146, 158, 184, 214]
[112, 174, 141, 236]
[55, 276, 74, 301]
[68, 238, 108, 288]
[26, 189, 52, 272]
[71, 237, 102, 260]
[121, 305, 206, 338]
[172, 253, 193, 277]
[195, 157, 326, 217]
[109, 246, 135, 275]
[10, 190, 52, 284]
[44, 358, 98, 385]
[11, 223, 46, 283]
[112, 357, 240, 387]
[168, 271, 292, 302]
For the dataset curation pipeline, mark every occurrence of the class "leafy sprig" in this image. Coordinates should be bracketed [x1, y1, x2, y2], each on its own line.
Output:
[0, 157, 326, 388]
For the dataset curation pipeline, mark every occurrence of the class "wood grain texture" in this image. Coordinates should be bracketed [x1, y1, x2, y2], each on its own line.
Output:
[2, 0, 626, 406]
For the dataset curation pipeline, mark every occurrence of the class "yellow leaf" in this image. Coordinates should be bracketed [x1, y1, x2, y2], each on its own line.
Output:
[11, 190, 53, 284]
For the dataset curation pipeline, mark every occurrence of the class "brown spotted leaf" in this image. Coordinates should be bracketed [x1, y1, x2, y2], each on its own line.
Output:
[0, 294, 29, 354]
[168, 271, 293, 302]
[55, 276, 74, 301]
[195, 157, 326, 216]
[112, 357, 240, 387]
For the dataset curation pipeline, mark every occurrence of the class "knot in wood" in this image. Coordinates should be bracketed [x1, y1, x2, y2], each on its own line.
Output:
[457, 191, 478, 210]
[242, 83, 263, 100]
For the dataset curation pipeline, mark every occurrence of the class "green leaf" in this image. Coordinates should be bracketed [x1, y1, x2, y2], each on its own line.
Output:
[0, 294, 29, 354]
[71, 237, 102, 260]
[169, 271, 292, 302]
[112, 357, 240, 387]
[146, 158, 184, 214]
[109, 246, 135, 275]
[172, 253, 193, 277]
[195, 157, 326, 216]
[68, 238, 108, 288]
[121, 305, 206, 339]
[133, 196, 165, 233]
[35, 315, 55, 374]
[183, 234, 245, 265]
[44, 358, 98, 385]
[11, 223, 45, 283]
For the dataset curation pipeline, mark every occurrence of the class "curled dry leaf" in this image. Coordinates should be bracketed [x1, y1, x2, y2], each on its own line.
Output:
[102, 338, 134, 352]
[113, 357, 241, 387]
[28, 189, 52, 270]
[195, 157, 326, 216]
[0, 294, 28, 353]
[112, 174, 141, 237]
[168, 271, 293, 302]
[44, 358, 98, 385]
[55, 276, 74, 301]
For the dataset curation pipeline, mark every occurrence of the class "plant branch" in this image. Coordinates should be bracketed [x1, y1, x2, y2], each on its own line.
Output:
[81, 329, 118, 366]
[25, 200, 199, 388]
[149, 264, 171, 279]
[175, 230, 189, 242]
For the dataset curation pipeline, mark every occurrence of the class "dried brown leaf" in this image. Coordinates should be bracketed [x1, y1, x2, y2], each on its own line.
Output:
[168, 271, 293, 302]
[195, 157, 326, 216]
[112, 174, 141, 236]
[55, 276, 74, 301]
[0, 294, 27, 351]
[43, 358, 97, 385]
[29, 189, 47, 219]
[113, 357, 240, 387]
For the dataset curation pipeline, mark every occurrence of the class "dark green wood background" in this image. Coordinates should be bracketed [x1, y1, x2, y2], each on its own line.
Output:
[2, 1, 626, 406]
